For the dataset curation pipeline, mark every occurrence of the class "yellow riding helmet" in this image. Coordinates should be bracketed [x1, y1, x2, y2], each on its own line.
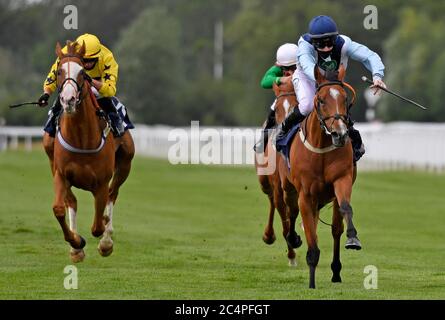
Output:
[76, 33, 101, 58]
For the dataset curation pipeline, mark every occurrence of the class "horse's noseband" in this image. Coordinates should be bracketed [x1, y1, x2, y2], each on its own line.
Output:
[315, 81, 356, 135]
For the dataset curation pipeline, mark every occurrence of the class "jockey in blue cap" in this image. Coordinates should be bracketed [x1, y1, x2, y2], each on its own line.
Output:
[276, 15, 387, 162]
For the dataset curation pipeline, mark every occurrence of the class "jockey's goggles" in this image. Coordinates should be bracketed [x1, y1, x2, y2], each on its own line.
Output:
[82, 57, 98, 64]
[280, 65, 296, 72]
[312, 35, 337, 49]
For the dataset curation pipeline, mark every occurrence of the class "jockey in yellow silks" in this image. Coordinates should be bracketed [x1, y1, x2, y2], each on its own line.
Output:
[38, 33, 134, 138]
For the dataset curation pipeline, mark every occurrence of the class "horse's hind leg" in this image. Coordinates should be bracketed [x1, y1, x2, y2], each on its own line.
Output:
[259, 175, 276, 245]
[109, 131, 135, 204]
[331, 200, 344, 282]
[43, 133, 55, 176]
[65, 188, 85, 262]
[53, 172, 86, 259]
[274, 187, 296, 266]
[283, 180, 303, 250]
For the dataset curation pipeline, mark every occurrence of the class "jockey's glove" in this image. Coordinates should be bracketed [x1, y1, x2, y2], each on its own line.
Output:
[38, 93, 50, 107]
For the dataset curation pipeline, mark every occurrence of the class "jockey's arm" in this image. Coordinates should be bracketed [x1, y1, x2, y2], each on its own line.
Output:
[43, 58, 60, 96]
[260, 65, 284, 89]
[345, 36, 385, 80]
[344, 35, 386, 93]
[295, 37, 317, 82]
[97, 51, 118, 97]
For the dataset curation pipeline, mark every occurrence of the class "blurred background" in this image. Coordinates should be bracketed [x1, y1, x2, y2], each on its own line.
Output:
[0, 0, 444, 127]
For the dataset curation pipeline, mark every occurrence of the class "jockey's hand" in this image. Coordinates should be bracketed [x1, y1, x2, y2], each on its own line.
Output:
[371, 77, 387, 95]
[38, 93, 50, 107]
[280, 76, 292, 85]
[83, 72, 92, 83]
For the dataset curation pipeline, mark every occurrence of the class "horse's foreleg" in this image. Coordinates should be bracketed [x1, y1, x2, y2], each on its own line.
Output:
[91, 184, 108, 238]
[331, 200, 344, 282]
[65, 188, 85, 262]
[298, 192, 320, 289]
[333, 176, 361, 250]
[92, 184, 112, 257]
[53, 172, 85, 252]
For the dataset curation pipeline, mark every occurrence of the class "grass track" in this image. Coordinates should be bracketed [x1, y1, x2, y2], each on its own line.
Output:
[0, 150, 444, 299]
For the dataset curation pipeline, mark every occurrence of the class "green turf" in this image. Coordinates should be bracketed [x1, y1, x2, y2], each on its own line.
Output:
[0, 150, 444, 300]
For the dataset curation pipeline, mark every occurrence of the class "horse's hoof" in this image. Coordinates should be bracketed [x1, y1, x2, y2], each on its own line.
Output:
[345, 237, 362, 250]
[70, 248, 85, 263]
[331, 275, 342, 283]
[286, 232, 303, 249]
[288, 258, 297, 267]
[98, 238, 114, 257]
[262, 233, 276, 245]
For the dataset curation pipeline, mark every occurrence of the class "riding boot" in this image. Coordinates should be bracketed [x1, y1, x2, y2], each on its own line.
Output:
[107, 110, 125, 137]
[275, 107, 306, 142]
[348, 126, 365, 162]
[254, 109, 276, 153]
[43, 98, 63, 137]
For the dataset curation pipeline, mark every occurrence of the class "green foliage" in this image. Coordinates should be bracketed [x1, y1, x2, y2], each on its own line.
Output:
[0, 0, 444, 125]
[114, 6, 183, 125]
[379, 8, 445, 121]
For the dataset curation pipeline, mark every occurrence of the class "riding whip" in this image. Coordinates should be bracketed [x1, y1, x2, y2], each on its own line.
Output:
[361, 76, 427, 110]
[9, 102, 41, 109]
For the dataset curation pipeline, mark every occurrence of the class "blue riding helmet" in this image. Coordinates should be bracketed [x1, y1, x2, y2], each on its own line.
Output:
[308, 15, 339, 39]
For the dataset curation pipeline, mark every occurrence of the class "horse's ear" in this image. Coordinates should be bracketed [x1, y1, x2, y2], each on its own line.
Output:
[338, 64, 346, 81]
[55, 42, 63, 59]
[66, 40, 74, 55]
[77, 40, 86, 58]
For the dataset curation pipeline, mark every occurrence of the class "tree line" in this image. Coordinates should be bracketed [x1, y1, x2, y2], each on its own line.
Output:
[0, 0, 443, 127]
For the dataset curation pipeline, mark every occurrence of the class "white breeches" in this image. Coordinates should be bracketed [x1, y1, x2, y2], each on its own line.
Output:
[291, 69, 316, 116]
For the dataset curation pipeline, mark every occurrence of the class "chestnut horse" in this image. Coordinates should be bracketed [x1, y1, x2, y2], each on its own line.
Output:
[281, 65, 361, 288]
[255, 78, 303, 267]
[45, 41, 134, 262]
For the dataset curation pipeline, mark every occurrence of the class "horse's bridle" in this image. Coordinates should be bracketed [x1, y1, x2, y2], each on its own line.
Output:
[57, 57, 87, 106]
[314, 81, 356, 135]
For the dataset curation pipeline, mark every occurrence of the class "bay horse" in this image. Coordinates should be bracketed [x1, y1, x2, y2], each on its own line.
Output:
[282, 65, 361, 288]
[44, 41, 134, 262]
[255, 76, 303, 267]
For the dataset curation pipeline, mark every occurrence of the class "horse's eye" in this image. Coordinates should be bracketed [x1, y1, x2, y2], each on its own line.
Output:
[57, 69, 62, 76]
[318, 98, 325, 105]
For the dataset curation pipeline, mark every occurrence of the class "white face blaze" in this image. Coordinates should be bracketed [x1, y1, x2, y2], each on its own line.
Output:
[329, 87, 347, 136]
[283, 99, 290, 117]
[59, 61, 83, 113]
